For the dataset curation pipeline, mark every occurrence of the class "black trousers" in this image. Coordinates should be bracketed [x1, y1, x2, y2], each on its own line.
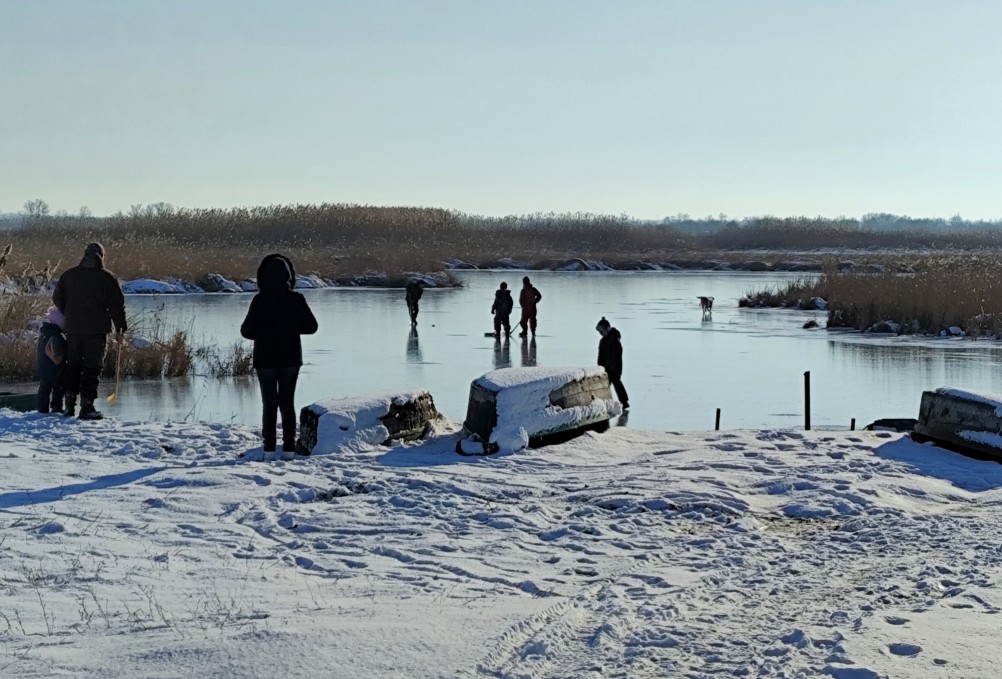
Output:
[407, 299, 419, 323]
[256, 366, 300, 447]
[37, 380, 64, 413]
[493, 312, 511, 336]
[519, 309, 537, 334]
[608, 373, 629, 407]
[64, 334, 107, 401]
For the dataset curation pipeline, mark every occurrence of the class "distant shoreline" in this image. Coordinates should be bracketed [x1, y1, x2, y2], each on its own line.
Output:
[114, 256, 829, 295]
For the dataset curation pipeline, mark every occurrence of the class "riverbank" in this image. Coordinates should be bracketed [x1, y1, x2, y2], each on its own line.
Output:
[7, 203, 1002, 288]
[0, 292, 252, 381]
[1, 409, 999, 677]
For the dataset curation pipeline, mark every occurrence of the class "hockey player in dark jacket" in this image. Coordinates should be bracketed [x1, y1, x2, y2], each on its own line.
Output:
[52, 242, 127, 420]
[405, 280, 424, 325]
[36, 306, 67, 413]
[596, 317, 629, 410]
[491, 282, 514, 338]
[518, 276, 542, 338]
[241, 254, 319, 457]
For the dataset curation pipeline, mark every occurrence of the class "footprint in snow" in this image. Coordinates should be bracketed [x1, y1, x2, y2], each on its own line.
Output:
[883, 615, 909, 625]
[888, 642, 922, 656]
[573, 566, 598, 576]
[821, 666, 881, 679]
[235, 473, 272, 487]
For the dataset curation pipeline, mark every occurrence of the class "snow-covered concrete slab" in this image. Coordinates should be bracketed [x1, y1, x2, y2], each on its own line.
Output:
[462, 366, 621, 454]
[298, 390, 439, 455]
[914, 387, 1002, 458]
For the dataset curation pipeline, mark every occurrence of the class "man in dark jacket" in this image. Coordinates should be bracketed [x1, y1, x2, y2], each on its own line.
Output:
[52, 242, 127, 420]
[491, 281, 514, 338]
[405, 280, 424, 325]
[241, 254, 319, 456]
[596, 317, 629, 410]
[518, 276, 542, 338]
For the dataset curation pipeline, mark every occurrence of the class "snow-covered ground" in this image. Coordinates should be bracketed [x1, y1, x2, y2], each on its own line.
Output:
[2, 410, 1002, 678]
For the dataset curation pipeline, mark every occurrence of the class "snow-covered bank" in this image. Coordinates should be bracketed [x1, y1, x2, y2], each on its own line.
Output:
[2, 410, 1002, 678]
[120, 271, 458, 295]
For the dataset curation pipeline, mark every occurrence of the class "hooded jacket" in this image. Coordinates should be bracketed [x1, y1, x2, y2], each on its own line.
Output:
[36, 322, 66, 385]
[405, 281, 423, 303]
[240, 254, 319, 368]
[598, 327, 623, 378]
[52, 252, 127, 335]
[519, 284, 542, 312]
[492, 288, 514, 316]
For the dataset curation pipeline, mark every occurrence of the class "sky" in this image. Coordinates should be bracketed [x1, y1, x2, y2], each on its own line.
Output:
[2, 0, 1001, 219]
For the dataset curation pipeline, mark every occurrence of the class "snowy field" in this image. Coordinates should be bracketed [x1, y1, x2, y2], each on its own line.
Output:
[2, 410, 1002, 678]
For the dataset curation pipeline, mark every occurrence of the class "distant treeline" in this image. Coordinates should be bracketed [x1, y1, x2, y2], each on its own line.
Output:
[4, 202, 1002, 281]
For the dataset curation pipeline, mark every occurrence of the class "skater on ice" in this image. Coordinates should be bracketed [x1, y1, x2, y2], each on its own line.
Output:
[405, 279, 424, 325]
[491, 281, 514, 338]
[518, 276, 542, 338]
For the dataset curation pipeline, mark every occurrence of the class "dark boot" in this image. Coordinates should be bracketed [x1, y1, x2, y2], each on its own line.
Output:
[63, 394, 77, 418]
[263, 440, 277, 453]
[78, 399, 104, 421]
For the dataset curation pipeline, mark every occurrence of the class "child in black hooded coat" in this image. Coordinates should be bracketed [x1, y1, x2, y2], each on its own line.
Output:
[241, 254, 319, 455]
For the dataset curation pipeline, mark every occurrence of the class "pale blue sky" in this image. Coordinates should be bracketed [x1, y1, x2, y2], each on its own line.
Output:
[2, 1, 1001, 219]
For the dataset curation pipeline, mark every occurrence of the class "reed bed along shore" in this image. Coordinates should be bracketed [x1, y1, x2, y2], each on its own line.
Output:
[7, 205, 1002, 285]
[742, 255, 1002, 336]
[3, 205, 697, 283]
[0, 293, 253, 382]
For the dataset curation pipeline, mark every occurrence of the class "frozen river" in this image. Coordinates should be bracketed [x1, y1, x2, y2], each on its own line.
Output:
[109, 270, 1002, 431]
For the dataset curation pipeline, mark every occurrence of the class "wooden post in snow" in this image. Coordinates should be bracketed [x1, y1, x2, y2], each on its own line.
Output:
[804, 371, 811, 431]
[715, 408, 721, 431]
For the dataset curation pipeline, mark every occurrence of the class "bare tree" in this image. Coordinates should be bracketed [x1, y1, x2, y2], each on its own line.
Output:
[23, 199, 50, 218]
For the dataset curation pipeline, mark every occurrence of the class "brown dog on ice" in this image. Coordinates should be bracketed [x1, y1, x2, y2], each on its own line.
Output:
[698, 296, 714, 317]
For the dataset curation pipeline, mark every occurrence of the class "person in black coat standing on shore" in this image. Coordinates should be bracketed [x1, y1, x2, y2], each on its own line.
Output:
[52, 242, 127, 420]
[241, 254, 319, 456]
[596, 317, 629, 411]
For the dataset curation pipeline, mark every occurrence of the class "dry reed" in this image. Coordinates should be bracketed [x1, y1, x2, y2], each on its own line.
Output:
[4, 206, 696, 282]
[745, 255, 1002, 335]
